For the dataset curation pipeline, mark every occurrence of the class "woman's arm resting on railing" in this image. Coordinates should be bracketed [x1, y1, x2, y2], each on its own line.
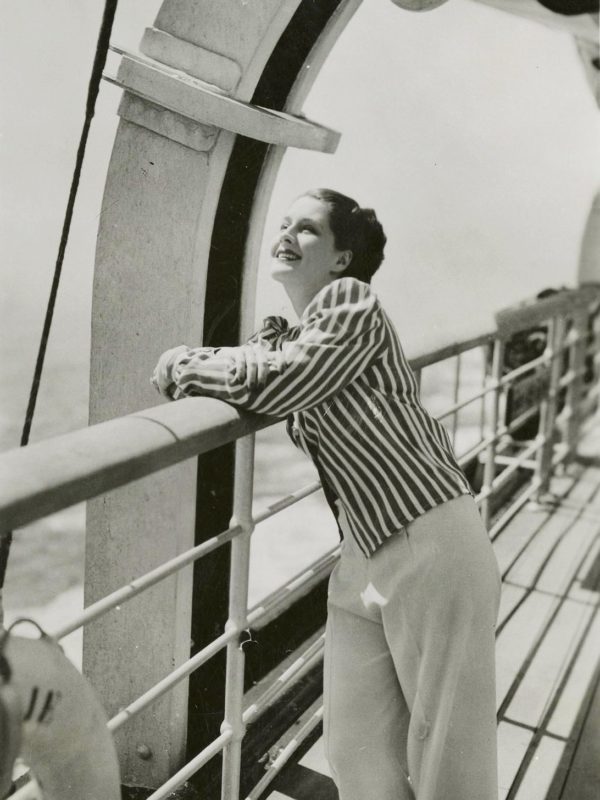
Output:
[152, 278, 385, 416]
[151, 316, 292, 396]
[151, 343, 281, 397]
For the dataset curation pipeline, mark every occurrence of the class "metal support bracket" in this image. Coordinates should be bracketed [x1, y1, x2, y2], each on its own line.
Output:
[103, 48, 340, 154]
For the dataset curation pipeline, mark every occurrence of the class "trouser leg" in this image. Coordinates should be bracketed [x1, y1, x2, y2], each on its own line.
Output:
[324, 495, 500, 800]
[378, 496, 501, 800]
[323, 601, 414, 800]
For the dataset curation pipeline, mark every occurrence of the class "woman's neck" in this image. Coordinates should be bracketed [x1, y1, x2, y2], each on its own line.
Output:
[284, 278, 333, 318]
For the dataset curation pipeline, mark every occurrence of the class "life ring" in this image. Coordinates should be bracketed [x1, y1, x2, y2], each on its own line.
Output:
[0, 621, 120, 800]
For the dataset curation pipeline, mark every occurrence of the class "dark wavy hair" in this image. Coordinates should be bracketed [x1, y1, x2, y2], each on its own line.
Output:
[303, 188, 387, 283]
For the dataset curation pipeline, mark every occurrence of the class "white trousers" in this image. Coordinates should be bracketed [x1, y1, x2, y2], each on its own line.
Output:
[323, 495, 501, 800]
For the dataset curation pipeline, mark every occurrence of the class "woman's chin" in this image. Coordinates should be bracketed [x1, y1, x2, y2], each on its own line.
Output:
[270, 261, 294, 285]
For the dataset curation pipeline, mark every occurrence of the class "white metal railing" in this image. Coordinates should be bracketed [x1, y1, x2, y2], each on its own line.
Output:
[1, 286, 599, 800]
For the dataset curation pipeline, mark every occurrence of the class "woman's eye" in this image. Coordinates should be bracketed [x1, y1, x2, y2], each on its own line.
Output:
[302, 225, 316, 233]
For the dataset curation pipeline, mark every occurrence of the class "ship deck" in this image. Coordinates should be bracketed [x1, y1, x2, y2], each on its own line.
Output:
[260, 426, 600, 800]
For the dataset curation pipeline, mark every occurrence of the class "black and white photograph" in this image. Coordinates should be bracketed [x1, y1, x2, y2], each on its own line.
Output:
[1, 1, 599, 799]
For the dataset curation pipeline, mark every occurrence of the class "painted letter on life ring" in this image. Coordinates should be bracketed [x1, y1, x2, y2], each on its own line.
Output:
[1, 634, 120, 800]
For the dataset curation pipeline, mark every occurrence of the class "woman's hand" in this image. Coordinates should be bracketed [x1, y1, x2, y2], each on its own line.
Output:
[151, 345, 190, 398]
[232, 344, 276, 389]
[151, 342, 285, 401]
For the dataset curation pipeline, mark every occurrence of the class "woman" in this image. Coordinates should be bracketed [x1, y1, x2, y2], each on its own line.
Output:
[152, 189, 501, 800]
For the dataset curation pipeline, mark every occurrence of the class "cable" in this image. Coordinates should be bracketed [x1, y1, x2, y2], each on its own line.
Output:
[0, 0, 119, 590]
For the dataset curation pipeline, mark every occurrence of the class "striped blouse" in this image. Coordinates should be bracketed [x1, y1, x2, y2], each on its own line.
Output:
[169, 277, 473, 556]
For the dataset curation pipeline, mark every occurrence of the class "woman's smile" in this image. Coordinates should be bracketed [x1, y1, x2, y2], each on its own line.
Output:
[274, 245, 301, 262]
[269, 195, 350, 308]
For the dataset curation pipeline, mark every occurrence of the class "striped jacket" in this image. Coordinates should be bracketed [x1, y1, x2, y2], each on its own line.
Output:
[170, 277, 473, 556]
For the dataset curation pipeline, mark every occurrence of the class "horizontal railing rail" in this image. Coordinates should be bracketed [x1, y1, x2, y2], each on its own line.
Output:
[0, 399, 276, 532]
[495, 287, 596, 335]
[2, 288, 598, 532]
[2, 284, 600, 800]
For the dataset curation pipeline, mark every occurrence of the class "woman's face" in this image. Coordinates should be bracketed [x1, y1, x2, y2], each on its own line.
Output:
[270, 196, 349, 295]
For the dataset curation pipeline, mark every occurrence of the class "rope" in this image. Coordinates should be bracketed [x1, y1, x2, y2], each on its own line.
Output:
[0, 0, 119, 591]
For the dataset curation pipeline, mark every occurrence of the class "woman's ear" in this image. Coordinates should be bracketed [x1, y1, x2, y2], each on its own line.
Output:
[332, 250, 353, 274]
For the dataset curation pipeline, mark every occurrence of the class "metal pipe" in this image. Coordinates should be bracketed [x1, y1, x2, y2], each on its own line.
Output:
[457, 431, 498, 469]
[479, 345, 489, 441]
[477, 437, 541, 504]
[243, 633, 325, 725]
[480, 338, 505, 527]
[411, 331, 494, 371]
[558, 369, 577, 390]
[436, 352, 549, 423]
[565, 310, 587, 462]
[52, 480, 320, 640]
[221, 435, 255, 800]
[51, 524, 242, 639]
[451, 354, 461, 446]
[0, 397, 275, 532]
[437, 381, 495, 421]
[244, 704, 324, 800]
[247, 547, 340, 630]
[146, 730, 233, 800]
[535, 317, 567, 499]
[253, 480, 321, 524]
[492, 453, 537, 471]
[458, 403, 540, 476]
[499, 352, 551, 385]
[107, 627, 236, 732]
[504, 405, 541, 437]
[495, 287, 599, 337]
[488, 479, 541, 541]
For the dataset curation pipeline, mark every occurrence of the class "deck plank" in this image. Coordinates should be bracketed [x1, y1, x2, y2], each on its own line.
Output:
[506, 508, 582, 589]
[558, 668, 600, 800]
[547, 608, 600, 739]
[496, 590, 557, 709]
[507, 599, 594, 726]
[513, 736, 567, 800]
[497, 721, 533, 800]
[493, 508, 551, 576]
[498, 583, 527, 628]
[558, 466, 600, 509]
[567, 501, 600, 604]
[491, 473, 579, 577]
[536, 518, 599, 596]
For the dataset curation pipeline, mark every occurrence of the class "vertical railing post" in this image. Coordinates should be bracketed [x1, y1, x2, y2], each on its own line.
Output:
[594, 304, 600, 385]
[479, 344, 490, 442]
[480, 337, 504, 529]
[565, 309, 587, 463]
[534, 316, 567, 501]
[221, 434, 255, 800]
[592, 305, 600, 419]
[451, 354, 462, 447]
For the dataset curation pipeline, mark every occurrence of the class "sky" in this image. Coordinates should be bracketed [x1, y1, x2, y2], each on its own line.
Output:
[0, 0, 599, 448]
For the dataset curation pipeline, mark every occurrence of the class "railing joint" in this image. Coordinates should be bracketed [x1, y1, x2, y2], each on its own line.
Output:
[220, 718, 247, 742]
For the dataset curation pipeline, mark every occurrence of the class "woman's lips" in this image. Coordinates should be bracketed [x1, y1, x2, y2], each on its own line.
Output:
[276, 248, 300, 261]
